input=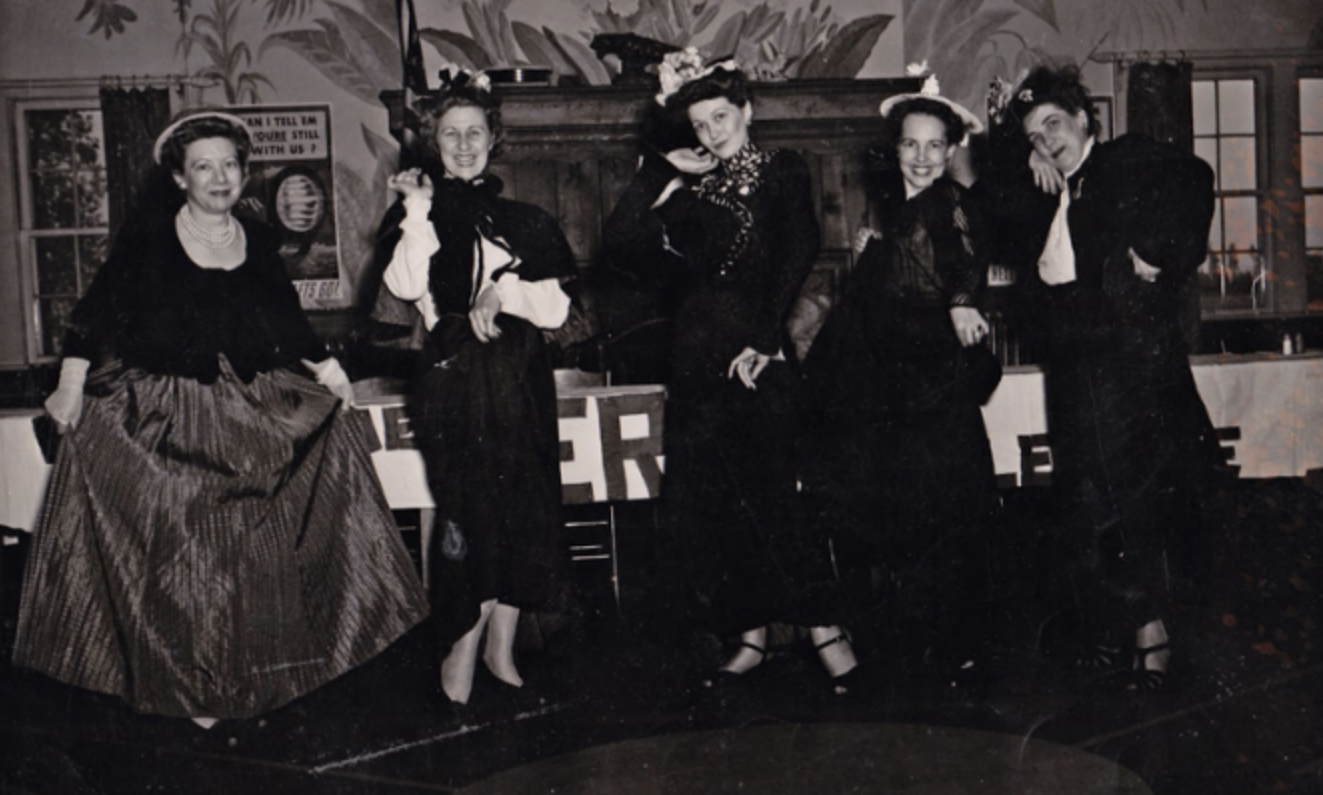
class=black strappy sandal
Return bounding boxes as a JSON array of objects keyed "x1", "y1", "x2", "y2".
[
  {"x1": 1127, "y1": 642, "x2": 1171, "y2": 691},
  {"x1": 702, "y1": 641, "x2": 766, "y2": 689},
  {"x1": 1076, "y1": 644, "x2": 1125, "y2": 671},
  {"x1": 814, "y1": 634, "x2": 860, "y2": 696}
]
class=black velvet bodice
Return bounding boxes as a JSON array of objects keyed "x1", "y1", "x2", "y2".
[{"x1": 63, "y1": 212, "x2": 326, "y2": 383}]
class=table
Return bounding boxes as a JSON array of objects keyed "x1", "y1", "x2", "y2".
[{"x1": 982, "y1": 352, "x2": 1323, "y2": 486}]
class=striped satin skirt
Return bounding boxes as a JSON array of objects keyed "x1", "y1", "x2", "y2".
[{"x1": 13, "y1": 359, "x2": 429, "y2": 719}]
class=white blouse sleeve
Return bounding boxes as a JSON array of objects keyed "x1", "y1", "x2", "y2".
[
  {"x1": 383, "y1": 194, "x2": 440, "y2": 302},
  {"x1": 493, "y1": 273, "x2": 572, "y2": 330}
]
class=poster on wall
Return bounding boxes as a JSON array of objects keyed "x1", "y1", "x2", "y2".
[{"x1": 228, "y1": 104, "x2": 341, "y2": 306}]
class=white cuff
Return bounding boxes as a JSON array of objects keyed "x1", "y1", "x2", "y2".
[
  {"x1": 403, "y1": 193, "x2": 432, "y2": 222},
  {"x1": 59, "y1": 357, "x2": 90, "y2": 389},
  {"x1": 494, "y1": 273, "x2": 525, "y2": 316}
]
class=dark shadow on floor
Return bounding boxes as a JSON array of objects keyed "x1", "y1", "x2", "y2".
[{"x1": 2, "y1": 479, "x2": 1320, "y2": 794}]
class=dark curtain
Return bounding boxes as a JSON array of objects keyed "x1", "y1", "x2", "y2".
[
  {"x1": 1126, "y1": 60, "x2": 1203, "y2": 352},
  {"x1": 1126, "y1": 60, "x2": 1194, "y2": 152},
  {"x1": 99, "y1": 86, "x2": 171, "y2": 241}
]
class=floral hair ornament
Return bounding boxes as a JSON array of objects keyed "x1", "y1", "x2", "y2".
[
  {"x1": 986, "y1": 69, "x2": 1029, "y2": 126},
  {"x1": 437, "y1": 61, "x2": 493, "y2": 94},
  {"x1": 655, "y1": 47, "x2": 740, "y2": 106},
  {"x1": 878, "y1": 72, "x2": 984, "y2": 146},
  {"x1": 152, "y1": 110, "x2": 252, "y2": 164},
  {"x1": 905, "y1": 60, "x2": 930, "y2": 77}
]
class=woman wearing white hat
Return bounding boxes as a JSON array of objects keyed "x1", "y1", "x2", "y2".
[
  {"x1": 800, "y1": 78, "x2": 1002, "y2": 686},
  {"x1": 14, "y1": 111, "x2": 428, "y2": 728}
]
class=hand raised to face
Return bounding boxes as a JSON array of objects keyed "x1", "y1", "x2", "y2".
[
  {"x1": 387, "y1": 168, "x2": 434, "y2": 201},
  {"x1": 665, "y1": 146, "x2": 718, "y2": 175}
]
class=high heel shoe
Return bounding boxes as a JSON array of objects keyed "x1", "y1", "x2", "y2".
[
  {"x1": 1126, "y1": 642, "x2": 1171, "y2": 691},
  {"x1": 1075, "y1": 644, "x2": 1124, "y2": 671},
  {"x1": 703, "y1": 641, "x2": 766, "y2": 688},
  {"x1": 814, "y1": 634, "x2": 859, "y2": 696}
]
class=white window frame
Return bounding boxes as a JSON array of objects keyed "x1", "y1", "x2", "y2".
[
  {"x1": 0, "y1": 79, "x2": 106, "y2": 367},
  {"x1": 14, "y1": 96, "x2": 111, "y2": 363},
  {"x1": 1190, "y1": 67, "x2": 1273, "y2": 317}
]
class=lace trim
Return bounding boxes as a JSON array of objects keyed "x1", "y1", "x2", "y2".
[{"x1": 694, "y1": 142, "x2": 775, "y2": 276}]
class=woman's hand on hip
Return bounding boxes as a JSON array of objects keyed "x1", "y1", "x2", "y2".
[
  {"x1": 1128, "y1": 248, "x2": 1162, "y2": 283},
  {"x1": 950, "y1": 306, "x2": 991, "y2": 347},
  {"x1": 853, "y1": 227, "x2": 881, "y2": 255},
  {"x1": 470, "y1": 286, "x2": 503, "y2": 343},
  {"x1": 387, "y1": 168, "x2": 433, "y2": 201},
  {"x1": 727, "y1": 346, "x2": 779, "y2": 390}
]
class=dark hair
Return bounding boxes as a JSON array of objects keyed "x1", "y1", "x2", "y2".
[
  {"x1": 881, "y1": 97, "x2": 967, "y2": 152},
  {"x1": 665, "y1": 65, "x2": 751, "y2": 116},
  {"x1": 640, "y1": 101, "x2": 700, "y2": 153},
  {"x1": 415, "y1": 82, "x2": 505, "y2": 162},
  {"x1": 1008, "y1": 65, "x2": 1100, "y2": 137},
  {"x1": 158, "y1": 116, "x2": 252, "y2": 175}
]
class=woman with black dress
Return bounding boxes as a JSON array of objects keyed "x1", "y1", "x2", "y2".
[
  {"x1": 603, "y1": 50, "x2": 857, "y2": 690},
  {"x1": 799, "y1": 82, "x2": 1002, "y2": 682},
  {"x1": 14, "y1": 112, "x2": 429, "y2": 728},
  {"x1": 978, "y1": 66, "x2": 1222, "y2": 689},
  {"x1": 380, "y1": 67, "x2": 576, "y2": 705}
]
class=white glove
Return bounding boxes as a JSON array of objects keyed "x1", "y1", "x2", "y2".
[
  {"x1": 302, "y1": 357, "x2": 354, "y2": 409},
  {"x1": 45, "y1": 357, "x2": 90, "y2": 433}
]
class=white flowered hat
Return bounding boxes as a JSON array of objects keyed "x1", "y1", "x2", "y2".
[
  {"x1": 655, "y1": 47, "x2": 740, "y2": 107},
  {"x1": 879, "y1": 66, "x2": 984, "y2": 145}
]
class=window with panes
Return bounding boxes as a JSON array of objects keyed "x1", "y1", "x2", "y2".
[
  {"x1": 1192, "y1": 78, "x2": 1264, "y2": 312},
  {"x1": 1302, "y1": 77, "x2": 1323, "y2": 310},
  {"x1": 18, "y1": 103, "x2": 109, "y2": 359}
]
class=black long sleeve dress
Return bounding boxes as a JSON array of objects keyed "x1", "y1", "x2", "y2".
[
  {"x1": 604, "y1": 143, "x2": 838, "y2": 635},
  {"x1": 977, "y1": 133, "x2": 1224, "y2": 635},
  {"x1": 376, "y1": 174, "x2": 577, "y2": 649},
  {"x1": 799, "y1": 174, "x2": 1002, "y2": 660},
  {"x1": 14, "y1": 211, "x2": 429, "y2": 719}
]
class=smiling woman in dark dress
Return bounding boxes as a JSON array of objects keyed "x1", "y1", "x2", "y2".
[
  {"x1": 799, "y1": 82, "x2": 1002, "y2": 683},
  {"x1": 604, "y1": 50, "x2": 857, "y2": 691},
  {"x1": 14, "y1": 112, "x2": 429, "y2": 729}
]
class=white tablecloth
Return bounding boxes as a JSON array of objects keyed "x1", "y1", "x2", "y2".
[{"x1": 980, "y1": 352, "x2": 1323, "y2": 486}]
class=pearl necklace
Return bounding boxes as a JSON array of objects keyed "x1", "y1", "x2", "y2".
[{"x1": 178, "y1": 204, "x2": 237, "y2": 249}]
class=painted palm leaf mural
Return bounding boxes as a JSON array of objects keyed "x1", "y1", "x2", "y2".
[
  {"x1": 259, "y1": 0, "x2": 401, "y2": 104},
  {"x1": 177, "y1": 0, "x2": 276, "y2": 105}
]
